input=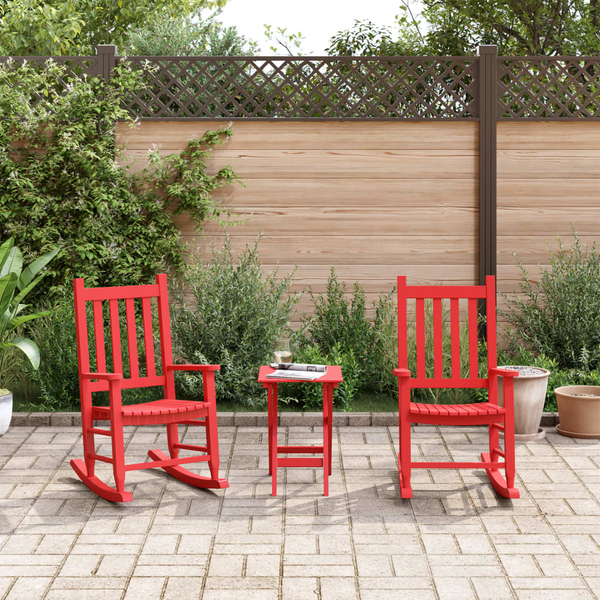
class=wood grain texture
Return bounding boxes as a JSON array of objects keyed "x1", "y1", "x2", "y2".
[
  {"x1": 185, "y1": 235, "x2": 476, "y2": 266},
  {"x1": 117, "y1": 120, "x2": 478, "y2": 150},
  {"x1": 498, "y1": 150, "x2": 600, "y2": 179},
  {"x1": 177, "y1": 206, "x2": 477, "y2": 237},
  {"x1": 497, "y1": 122, "x2": 600, "y2": 310},
  {"x1": 124, "y1": 148, "x2": 478, "y2": 178},
  {"x1": 498, "y1": 121, "x2": 600, "y2": 150},
  {"x1": 213, "y1": 178, "x2": 478, "y2": 207},
  {"x1": 118, "y1": 119, "x2": 479, "y2": 317}
]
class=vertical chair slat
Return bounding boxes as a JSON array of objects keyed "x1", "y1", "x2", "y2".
[
  {"x1": 433, "y1": 298, "x2": 443, "y2": 378},
  {"x1": 468, "y1": 297, "x2": 478, "y2": 379},
  {"x1": 142, "y1": 297, "x2": 156, "y2": 378},
  {"x1": 109, "y1": 299, "x2": 122, "y2": 375},
  {"x1": 451, "y1": 298, "x2": 460, "y2": 379},
  {"x1": 416, "y1": 297, "x2": 426, "y2": 379},
  {"x1": 125, "y1": 298, "x2": 139, "y2": 379},
  {"x1": 93, "y1": 300, "x2": 106, "y2": 373}
]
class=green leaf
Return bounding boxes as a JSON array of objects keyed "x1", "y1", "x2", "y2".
[
  {"x1": 0, "y1": 239, "x2": 14, "y2": 273},
  {"x1": 6, "y1": 310, "x2": 51, "y2": 332},
  {"x1": 0, "y1": 247, "x2": 22, "y2": 278},
  {"x1": 18, "y1": 246, "x2": 59, "y2": 290},
  {"x1": 0, "y1": 337, "x2": 40, "y2": 370},
  {"x1": 0, "y1": 273, "x2": 18, "y2": 317}
]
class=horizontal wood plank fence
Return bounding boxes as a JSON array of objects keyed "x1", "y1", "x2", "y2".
[{"x1": 4, "y1": 44, "x2": 600, "y2": 327}]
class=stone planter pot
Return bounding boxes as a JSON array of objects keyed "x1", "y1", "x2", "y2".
[
  {"x1": 0, "y1": 391, "x2": 13, "y2": 436},
  {"x1": 555, "y1": 385, "x2": 600, "y2": 439},
  {"x1": 498, "y1": 366, "x2": 550, "y2": 442}
]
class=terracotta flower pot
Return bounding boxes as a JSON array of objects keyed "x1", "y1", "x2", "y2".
[
  {"x1": 0, "y1": 391, "x2": 13, "y2": 436},
  {"x1": 555, "y1": 385, "x2": 600, "y2": 439},
  {"x1": 498, "y1": 366, "x2": 550, "y2": 442}
]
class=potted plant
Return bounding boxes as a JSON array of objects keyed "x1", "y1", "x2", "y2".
[
  {"x1": 0, "y1": 239, "x2": 58, "y2": 434},
  {"x1": 498, "y1": 366, "x2": 550, "y2": 442},
  {"x1": 555, "y1": 386, "x2": 600, "y2": 439}
]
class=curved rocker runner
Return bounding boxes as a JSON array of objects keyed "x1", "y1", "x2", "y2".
[{"x1": 70, "y1": 274, "x2": 229, "y2": 503}]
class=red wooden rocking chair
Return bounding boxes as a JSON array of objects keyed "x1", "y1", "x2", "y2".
[
  {"x1": 395, "y1": 275, "x2": 519, "y2": 499},
  {"x1": 70, "y1": 274, "x2": 229, "y2": 503}
]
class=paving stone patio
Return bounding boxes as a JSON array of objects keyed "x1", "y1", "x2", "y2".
[{"x1": 1, "y1": 424, "x2": 600, "y2": 599}]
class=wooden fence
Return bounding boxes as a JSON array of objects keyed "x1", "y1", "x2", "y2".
[
  {"x1": 6, "y1": 45, "x2": 600, "y2": 326},
  {"x1": 117, "y1": 118, "x2": 600, "y2": 324}
]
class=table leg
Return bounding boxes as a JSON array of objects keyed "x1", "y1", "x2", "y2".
[
  {"x1": 322, "y1": 383, "x2": 330, "y2": 497},
  {"x1": 268, "y1": 384, "x2": 278, "y2": 496},
  {"x1": 328, "y1": 384, "x2": 333, "y2": 474},
  {"x1": 267, "y1": 385, "x2": 273, "y2": 476}
]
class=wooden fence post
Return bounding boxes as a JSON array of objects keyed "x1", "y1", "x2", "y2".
[
  {"x1": 96, "y1": 45, "x2": 117, "y2": 81},
  {"x1": 477, "y1": 45, "x2": 498, "y2": 335}
]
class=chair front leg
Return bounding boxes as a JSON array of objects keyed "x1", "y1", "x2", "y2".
[
  {"x1": 398, "y1": 377, "x2": 412, "y2": 499},
  {"x1": 503, "y1": 376, "x2": 516, "y2": 490},
  {"x1": 108, "y1": 380, "x2": 126, "y2": 494},
  {"x1": 203, "y1": 371, "x2": 221, "y2": 480},
  {"x1": 488, "y1": 372, "x2": 500, "y2": 461}
]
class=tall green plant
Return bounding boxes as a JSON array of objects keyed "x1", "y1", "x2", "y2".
[
  {"x1": 0, "y1": 60, "x2": 240, "y2": 301},
  {"x1": 300, "y1": 268, "x2": 390, "y2": 391},
  {"x1": 170, "y1": 237, "x2": 301, "y2": 407},
  {"x1": 502, "y1": 233, "x2": 600, "y2": 370},
  {"x1": 0, "y1": 238, "x2": 58, "y2": 390}
]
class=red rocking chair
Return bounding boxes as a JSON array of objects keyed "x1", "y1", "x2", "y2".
[
  {"x1": 395, "y1": 276, "x2": 519, "y2": 499},
  {"x1": 71, "y1": 274, "x2": 229, "y2": 502}
]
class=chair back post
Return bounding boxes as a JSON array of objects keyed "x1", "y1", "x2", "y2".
[
  {"x1": 485, "y1": 276, "x2": 498, "y2": 371},
  {"x1": 156, "y1": 273, "x2": 176, "y2": 399},
  {"x1": 397, "y1": 276, "x2": 408, "y2": 370},
  {"x1": 73, "y1": 278, "x2": 91, "y2": 400}
]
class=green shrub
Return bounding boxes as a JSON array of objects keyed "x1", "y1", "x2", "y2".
[
  {"x1": 279, "y1": 343, "x2": 361, "y2": 412},
  {"x1": 0, "y1": 59, "x2": 239, "y2": 302},
  {"x1": 502, "y1": 233, "x2": 600, "y2": 370},
  {"x1": 170, "y1": 237, "x2": 301, "y2": 408},
  {"x1": 299, "y1": 268, "x2": 391, "y2": 392},
  {"x1": 26, "y1": 292, "x2": 162, "y2": 412}
]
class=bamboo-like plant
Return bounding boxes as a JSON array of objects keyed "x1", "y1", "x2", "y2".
[{"x1": 0, "y1": 239, "x2": 59, "y2": 391}]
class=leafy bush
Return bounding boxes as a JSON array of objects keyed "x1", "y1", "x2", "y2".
[
  {"x1": 299, "y1": 269, "x2": 392, "y2": 392},
  {"x1": 0, "y1": 59, "x2": 239, "y2": 302},
  {"x1": 26, "y1": 292, "x2": 162, "y2": 412},
  {"x1": 279, "y1": 343, "x2": 361, "y2": 412},
  {"x1": 170, "y1": 237, "x2": 301, "y2": 408},
  {"x1": 503, "y1": 233, "x2": 600, "y2": 370},
  {"x1": 124, "y1": 10, "x2": 256, "y2": 56}
]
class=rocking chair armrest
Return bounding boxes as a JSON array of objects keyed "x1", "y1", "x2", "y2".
[
  {"x1": 167, "y1": 364, "x2": 221, "y2": 372},
  {"x1": 81, "y1": 372, "x2": 123, "y2": 381},
  {"x1": 489, "y1": 368, "x2": 520, "y2": 378},
  {"x1": 394, "y1": 368, "x2": 411, "y2": 379}
]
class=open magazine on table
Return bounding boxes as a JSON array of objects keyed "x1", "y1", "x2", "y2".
[{"x1": 266, "y1": 363, "x2": 328, "y2": 381}]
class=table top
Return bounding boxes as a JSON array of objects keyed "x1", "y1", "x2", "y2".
[{"x1": 258, "y1": 365, "x2": 343, "y2": 384}]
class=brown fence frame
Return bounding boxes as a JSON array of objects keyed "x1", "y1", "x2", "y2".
[{"x1": 3, "y1": 43, "x2": 600, "y2": 326}]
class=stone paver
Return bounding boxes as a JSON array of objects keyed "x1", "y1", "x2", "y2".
[{"x1": 0, "y1": 424, "x2": 599, "y2": 599}]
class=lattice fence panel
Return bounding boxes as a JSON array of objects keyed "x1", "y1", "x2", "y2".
[
  {"x1": 0, "y1": 56, "x2": 101, "y2": 111},
  {"x1": 498, "y1": 57, "x2": 600, "y2": 118},
  {"x1": 121, "y1": 56, "x2": 479, "y2": 119}
]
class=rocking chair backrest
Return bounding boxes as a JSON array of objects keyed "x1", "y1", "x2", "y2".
[
  {"x1": 73, "y1": 273, "x2": 175, "y2": 399},
  {"x1": 397, "y1": 275, "x2": 498, "y2": 389}
]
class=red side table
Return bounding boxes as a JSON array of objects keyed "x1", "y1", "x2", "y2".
[{"x1": 258, "y1": 365, "x2": 343, "y2": 497}]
